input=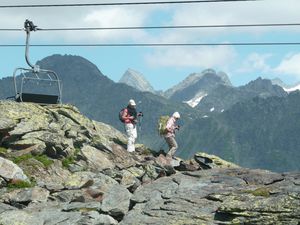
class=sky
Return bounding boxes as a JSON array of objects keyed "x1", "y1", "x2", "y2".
[{"x1": 1, "y1": 0, "x2": 300, "y2": 91}]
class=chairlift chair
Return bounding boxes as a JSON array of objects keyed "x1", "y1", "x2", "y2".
[{"x1": 13, "y1": 20, "x2": 62, "y2": 104}]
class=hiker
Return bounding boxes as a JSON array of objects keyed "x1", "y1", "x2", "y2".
[
  {"x1": 164, "y1": 112, "x2": 180, "y2": 158},
  {"x1": 121, "y1": 99, "x2": 142, "y2": 152}
]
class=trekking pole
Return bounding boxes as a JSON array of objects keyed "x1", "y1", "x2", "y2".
[
  {"x1": 137, "y1": 100, "x2": 143, "y2": 138},
  {"x1": 138, "y1": 116, "x2": 143, "y2": 133}
]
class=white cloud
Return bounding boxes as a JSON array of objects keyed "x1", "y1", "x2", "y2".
[
  {"x1": 145, "y1": 46, "x2": 236, "y2": 69},
  {"x1": 0, "y1": 3, "x2": 157, "y2": 43},
  {"x1": 169, "y1": 0, "x2": 300, "y2": 35},
  {"x1": 274, "y1": 53, "x2": 300, "y2": 79},
  {"x1": 237, "y1": 53, "x2": 272, "y2": 73},
  {"x1": 1, "y1": 0, "x2": 300, "y2": 45},
  {"x1": 81, "y1": 7, "x2": 150, "y2": 42}
]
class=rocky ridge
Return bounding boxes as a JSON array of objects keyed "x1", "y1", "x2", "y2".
[
  {"x1": 119, "y1": 68, "x2": 156, "y2": 94},
  {"x1": 0, "y1": 101, "x2": 299, "y2": 225}
]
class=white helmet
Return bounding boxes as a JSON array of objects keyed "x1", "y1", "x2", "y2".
[
  {"x1": 172, "y1": 112, "x2": 180, "y2": 119},
  {"x1": 128, "y1": 99, "x2": 136, "y2": 106}
]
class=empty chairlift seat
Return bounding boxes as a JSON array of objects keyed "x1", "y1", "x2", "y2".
[
  {"x1": 11, "y1": 19, "x2": 62, "y2": 105},
  {"x1": 13, "y1": 68, "x2": 62, "y2": 104}
]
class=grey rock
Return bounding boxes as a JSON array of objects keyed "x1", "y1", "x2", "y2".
[
  {"x1": 51, "y1": 190, "x2": 86, "y2": 203},
  {"x1": 77, "y1": 212, "x2": 118, "y2": 225},
  {"x1": 0, "y1": 117, "x2": 16, "y2": 131},
  {"x1": 122, "y1": 169, "x2": 300, "y2": 225},
  {"x1": 0, "y1": 177, "x2": 6, "y2": 187},
  {"x1": 0, "y1": 202, "x2": 17, "y2": 214},
  {"x1": 91, "y1": 172, "x2": 119, "y2": 193},
  {"x1": 0, "y1": 156, "x2": 29, "y2": 181},
  {"x1": 0, "y1": 210, "x2": 44, "y2": 225},
  {"x1": 101, "y1": 184, "x2": 132, "y2": 219},
  {"x1": 81, "y1": 145, "x2": 114, "y2": 172},
  {"x1": 62, "y1": 202, "x2": 101, "y2": 212},
  {"x1": 37, "y1": 209, "x2": 82, "y2": 225},
  {"x1": 4, "y1": 187, "x2": 49, "y2": 205},
  {"x1": 64, "y1": 171, "x2": 94, "y2": 190},
  {"x1": 44, "y1": 183, "x2": 65, "y2": 192},
  {"x1": 120, "y1": 170, "x2": 140, "y2": 188}
]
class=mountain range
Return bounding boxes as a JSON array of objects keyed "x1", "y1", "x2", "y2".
[{"x1": 1, "y1": 54, "x2": 300, "y2": 172}]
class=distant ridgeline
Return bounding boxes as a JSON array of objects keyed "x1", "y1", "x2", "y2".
[{"x1": 0, "y1": 54, "x2": 300, "y2": 172}]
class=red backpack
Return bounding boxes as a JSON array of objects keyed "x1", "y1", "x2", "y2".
[{"x1": 119, "y1": 108, "x2": 126, "y2": 123}]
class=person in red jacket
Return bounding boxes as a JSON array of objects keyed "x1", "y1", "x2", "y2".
[{"x1": 122, "y1": 99, "x2": 142, "y2": 152}]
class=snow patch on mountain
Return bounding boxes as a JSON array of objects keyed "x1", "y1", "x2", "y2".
[
  {"x1": 283, "y1": 84, "x2": 300, "y2": 93},
  {"x1": 183, "y1": 92, "x2": 208, "y2": 108},
  {"x1": 271, "y1": 78, "x2": 300, "y2": 93}
]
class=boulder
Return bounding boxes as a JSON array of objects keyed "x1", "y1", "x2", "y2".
[
  {"x1": 195, "y1": 152, "x2": 239, "y2": 169},
  {"x1": 0, "y1": 156, "x2": 29, "y2": 181},
  {"x1": 101, "y1": 184, "x2": 132, "y2": 220},
  {"x1": 64, "y1": 171, "x2": 94, "y2": 190},
  {"x1": 3, "y1": 187, "x2": 49, "y2": 205},
  {"x1": 0, "y1": 210, "x2": 44, "y2": 225},
  {"x1": 81, "y1": 145, "x2": 114, "y2": 171}
]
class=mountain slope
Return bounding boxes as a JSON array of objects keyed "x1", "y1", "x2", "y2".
[
  {"x1": 179, "y1": 91, "x2": 300, "y2": 172},
  {"x1": 194, "y1": 77, "x2": 287, "y2": 113}
]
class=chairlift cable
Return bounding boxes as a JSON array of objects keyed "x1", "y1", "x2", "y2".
[
  {"x1": 1, "y1": 22, "x2": 300, "y2": 32},
  {"x1": 1, "y1": 42, "x2": 300, "y2": 47},
  {"x1": 39, "y1": 23, "x2": 300, "y2": 30},
  {"x1": 0, "y1": 0, "x2": 263, "y2": 8}
]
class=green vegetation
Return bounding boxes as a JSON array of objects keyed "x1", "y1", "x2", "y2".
[
  {"x1": 12, "y1": 154, "x2": 33, "y2": 164},
  {"x1": 0, "y1": 147, "x2": 7, "y2": 155},
  {"x1": 62, "y1": 147, "x2": 81, "y2": 168},
  {"x1": 245, "y1": 187, "x2": 270, "y2": 198},
  {"x1": 12, "y1": 153, "x2": 53, "y2": 168},
  {"x1": 34, "y1": 154, "x2": 53, "y2": 167},
  {"x1": 62, "y1": 156, "x2": 75, "y2": 168},
  {"x1": 141, "y1": 148, "x2": 153, "y2": 156},
  {"x1": 7, "y1": 180, "x2": 34, "y2": 189}
]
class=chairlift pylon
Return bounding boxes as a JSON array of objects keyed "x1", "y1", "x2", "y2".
[{"x1": 13, "y1": 19, "x2": 62, "y2": 104}]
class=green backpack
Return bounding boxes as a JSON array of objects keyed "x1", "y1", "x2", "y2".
[{"x1": 158, "y1": 115, "x2": 169, "y2": 136}]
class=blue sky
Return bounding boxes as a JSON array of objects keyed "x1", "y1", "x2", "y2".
[{"x1": 1, "y1": 0, "x2": 300, "y2": 90}]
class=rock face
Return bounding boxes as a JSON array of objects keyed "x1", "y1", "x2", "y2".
[
  {"x1": 119, "y1": 68, "x2": 156, "y2": 94},
  {"x1": 0, "y1": 101, "x2": 299, "y2": 225},
  {"x1": 164, "y1": 69, "x2": 231, "y2": 102}
]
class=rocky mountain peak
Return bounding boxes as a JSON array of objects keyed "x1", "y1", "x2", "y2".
[
  {"x1": 271, "y1": 77, "x2": 289, "y2": 89},
  {"x1": 242, "y1": 77, "x2": 286, "y2": 97},
  {"x1": 271, "y1": 78, "x2": 300, "y2": 93},
  {"x1": 37, "y1": 54, "x2": 106, "y2": 80},
  {"x1": 164, "y1": 69, "x2": 231, "y2": 100},
  {"x1": 0, "y1": 101, "x2": 299, "y2": 224},
  {"x1": 119, "y1": 68, "x2": 155, "y2": 93}
]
